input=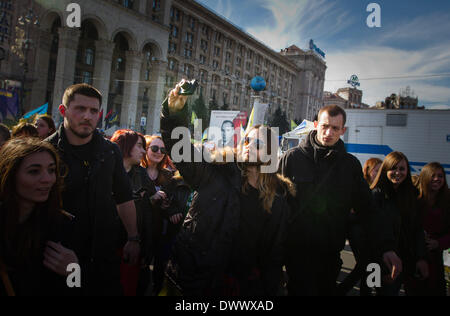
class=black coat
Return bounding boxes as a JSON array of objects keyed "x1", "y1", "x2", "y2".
[
  {"x1": 0, "y1": 208, "x2": 75, "y2": 296},
  {"x1": 47, "y1": 126, "x2": 133, "y2": 262},
  {"x1": 160, "y1": 98, "x2": 293, "y2": 296},
  {"x1": 46, "y1": 126, "x2": 133, "y2": 295},
  {"x1": 127, "y1": 165, "x2": 154, "y2": 263},
  {"x1": 371, "y1": 188, "x2": 426, "y2": 275},
  {"x1": 279, "y1": 131, "x2": 380, "y2": 256}
]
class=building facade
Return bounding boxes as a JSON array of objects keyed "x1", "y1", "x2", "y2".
[{"x1": 1, "y1": 0, "x2": 326, "y2": 133}]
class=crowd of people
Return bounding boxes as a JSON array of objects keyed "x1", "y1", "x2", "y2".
[{"x1": 0, "y1": 80, "x2": 448, "y2": 296}]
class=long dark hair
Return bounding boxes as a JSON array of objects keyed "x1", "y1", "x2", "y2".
[
  {"x1": 34, "y1": 114, "x2": 56, "y2": 138},
  {"x1": 0, "y1": 138, "x2": 63, "y2": 265},
  {"x1": 371, "y1": 151, "x2": 418, "y2": 226}
]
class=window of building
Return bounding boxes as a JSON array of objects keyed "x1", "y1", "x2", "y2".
[
  {"x1": 168, "y1": 59, "x2": 177, "y2": 71},
  {"x1": 153, "y1": 0, "x2": 160, "y2": 11},
  {"x1": 200, "y1": 55, "x2": 206, "y2": 65},
  {"x1": 215, "y1": 32, "x2": 222, "y2": 42},
  {"x1": 170, "y1": 7, "x2": 180, "y2": 21},
  {"x1": 184, "y1": 64, "x2": 194, "y2": 77},
  {"x1": 214, "y1": 46, "x2": 221, "y2": 57},
  {"x1": 122, "y1": 0, "x2": 134, "y2": 9},
  {"x1": 184, "y1": 48, "x2": 192, "y2": 59},
  {"x1": 235, "y1": 70, "x2": 240, "y2": 79},
  {"x1": 246, "y1": 62, "x2": 251, "y2": 71},
  {"x1": 116, "y1": 57, "x2": 124, "y2": 71},
  {"x1": 212, "y1": 60, "x2": 219, "y2": 70},
  {"x1": 223, "y1": 92, "x2": 228, "y2": 103},
  {"x1": 186, "y1": 32, "x2": 193, "y2": 44},
  {"x1": 85, "y1": 48, "x2": 94, "y2": 65},
  {"x1": 226, "y1": 52, "x2": 231, "y2": 63},
  {"x1": 189, "y1": 17, "x2": 195, "y2": 30},
  {"x1": 386, "y1": 114, "x2": 407, "y2": 127},
  {"x1": 168, "y1": 42, "x2": 177, "y2": 53},
  {"x1": 114, "y1": 79, "x2": 124, "y2": 94},
  {"x1": 225, "y1": 65, "x2": 230, "y2": 75},
  {"x1": 200, "y1": 70, "x2": 207, "y2": 83},
  {"x1": 201, "y1": 40, "x2": 208, "y2": 52},
  {"x1": 236, "y1": 57, "x2": 241, "y2": 67},
  {"x1": 82, "y1": 71, "x2": 93, "y2": 85},
  {"x1": 171, "y1": 25, "x2": 178, "y2": 38},
  {"x1": 202, "y1": 24, "x2": 209, "y2": 36}
]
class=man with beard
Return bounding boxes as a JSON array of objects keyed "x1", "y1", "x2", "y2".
[
  {"x1": 46, "y1": 84, "x2": 140, "y2": 295},
  {"x1": 279, "y1": 105, "x2": 402, "y2": 296}
]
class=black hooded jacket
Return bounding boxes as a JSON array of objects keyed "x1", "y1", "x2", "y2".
[{"x1": 278, "y1": 131, "x2": 380, "y2": 256}]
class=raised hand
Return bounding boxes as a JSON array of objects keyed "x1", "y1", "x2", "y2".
[{"x1": 168, "y1": 80, "x2": 189, "y2": 113}]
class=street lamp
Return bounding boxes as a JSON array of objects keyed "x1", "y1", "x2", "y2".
[{"x1": 17, "y1": 6, "x2": 39, "y2": 115}]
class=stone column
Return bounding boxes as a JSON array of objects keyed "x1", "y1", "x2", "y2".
[
  {"x1": 93, "y1": 39, "x2": 115, "y2": 129},
  {"x1": 138, "y1": 0, "x2": 147, "y2": 14},
  {"x1": 120, "y1": 50, "x2": 143, "y2": 130},
  {"x1": 51, "y1": 27, "x2": 81, "y2": 121},
  {"x1": 147, "y1": 60, "x2": 167, "y2": 133},
  {"x1": 162, "y1": 0, "x2": 174, "y2": 25},
  {"x1": 30, "y1": 29, "x2": 53, "y2": 111}
]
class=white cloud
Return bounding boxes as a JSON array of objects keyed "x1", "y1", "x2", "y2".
[
  {"x1": 198, "y1": 0, "x2": 450, "y2": 108},
  {"x1": 324, "y1": 44, "x2": 450, "y2": 106},
  {"x1": 245, "y1": 0, "x2": 354, "y2": 51}
]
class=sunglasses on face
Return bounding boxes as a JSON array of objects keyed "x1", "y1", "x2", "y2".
[
  {"x1": 150, "y1": 145, "x2": 168, "y2": 155},
  {"x1": 244, "y1": 137, "x2": 265, "y2": 150}
]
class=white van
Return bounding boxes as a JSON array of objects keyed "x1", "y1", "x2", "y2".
[
  {"x1": 344, "y1": 109, "x2": 450, "y2": 182},
  {"x1": 281, "y1": 109, "x2": 450, "y2": 182}
]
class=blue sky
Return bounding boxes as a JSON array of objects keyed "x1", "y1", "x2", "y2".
[{"x1": 196, "y1": 0, "x2": 450, "y2": 109}]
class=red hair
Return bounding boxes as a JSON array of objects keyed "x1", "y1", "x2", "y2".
[
  {"x1": 363, "y1": 158, "x2": 382, "y2": 185},
  {"x1": 111, "y1": 129, "x2": 145, "y2": 158},
  {"x1": 141, "y1": 135, "x2": 176, "y2": 171}
]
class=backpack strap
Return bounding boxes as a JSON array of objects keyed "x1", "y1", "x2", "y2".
[{"x1": 0, "y1": 258, "x2": 15, "y2": 296}]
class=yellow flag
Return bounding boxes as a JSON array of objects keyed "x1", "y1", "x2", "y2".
[
  {"x1": 245, "y1": 107, "x2": 255, "y2": 134},
  {"x1": 291, "y1": 120, "x2": 298, "y2": 131},
  {"x1": 191, "y1": 111, "x2": 198, "y2": 125}
]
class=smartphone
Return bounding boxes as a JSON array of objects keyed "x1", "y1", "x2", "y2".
[{"x1": 179, "y1": 79, "x2": 199, "y2": 96}]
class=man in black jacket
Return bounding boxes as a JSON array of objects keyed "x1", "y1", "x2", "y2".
[
  {"x1": 46, "y1": 83, "x2": 140, "y2": 295},
  {"x1": 279, "y1": 105, "x2": 402, "y2": 296}
]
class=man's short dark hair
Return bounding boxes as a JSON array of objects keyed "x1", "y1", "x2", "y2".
[
  {"x1": 221, "y1": 120, "x2": 234, "y2": 129},
  {"x1": 63, "y1": 83, "x2": 102, "y2": 108},
  {"x1": 0, "y1": 123, "x2": 10, "y2": 141},
  {"x1": 318, "y1": 105, "x2": 347, "y2": 126}
]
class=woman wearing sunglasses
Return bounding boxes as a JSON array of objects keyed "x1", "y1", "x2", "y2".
[
  {"x1": 161, "y1": 80, "x2": 295, "y2": 296},
  {"x1": 142, "y1": 135, "x2": 190, "y2": 296}
]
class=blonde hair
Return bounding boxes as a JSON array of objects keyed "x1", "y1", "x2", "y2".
[{"x1": 208, "y1": 125, "x2": 294, "y2": 213}]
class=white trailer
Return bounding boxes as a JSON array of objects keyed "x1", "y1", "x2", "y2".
[{"x1": 344, "y1": 109, "x2": 450, "y2": 183}]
